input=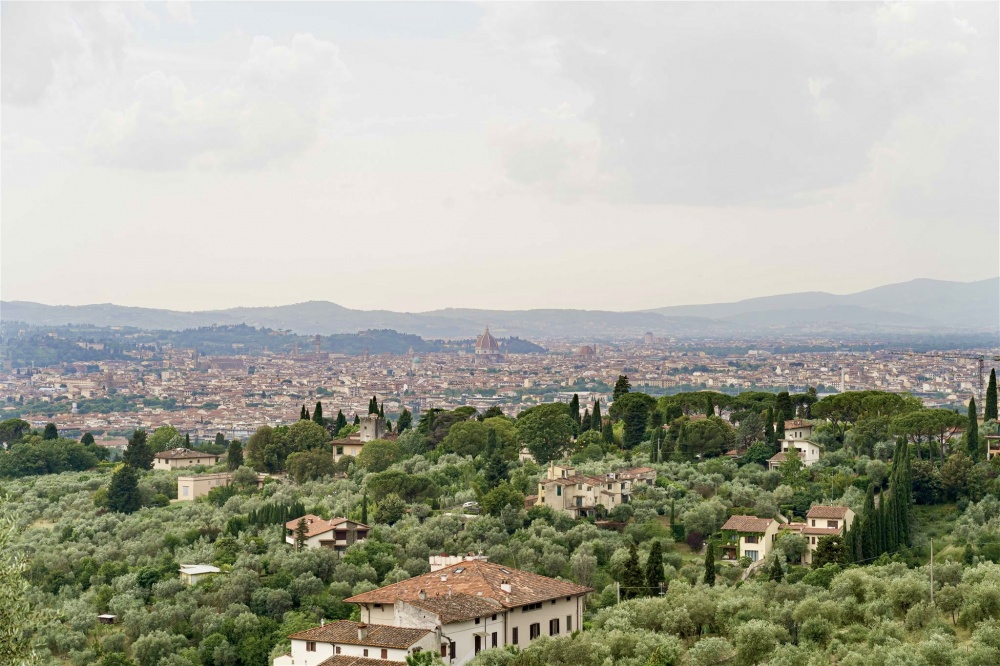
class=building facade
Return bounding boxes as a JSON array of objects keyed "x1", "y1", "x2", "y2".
[{"x1": 153, "y1": 447, "x2": 221, "y2": 471}]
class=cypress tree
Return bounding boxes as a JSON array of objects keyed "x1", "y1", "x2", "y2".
[
  {"x1": 704, "y1": 395, "x2": 714, "y2": 418},
  {"x1": 294, "y1": 518, "x2": 309, "y2": 551},
  {"x1": 184, "y1": 433, "x2": 191, "y2": 447},
  {"x1": 776, "y1": 391, "x2": 794, "y2": 421},
  {"x1": 592, "y1": 399, "x2": 602, "y2": 431},
  {"x1": 482, "y1": 430, "x2": 507, "y2": 490},
  {"x1": 968, "y1": 398, "x2": 980, "y2": 460},
  {"x1": 602, "y1": 421, "x2": 614, "y2": 445},
  {"x1": 581, "y1": 408, "x2": 591, "y2": 433},
  {"x1": 703, "y1": 542, "x2": 716, "y2": 587},
  {"x1": 987, "y1": 369, "x2": 998, "y2": 422},
  {"x1": 215, "y1": 432, "x2": 226, "y2": 447},
  {"x1": 379, "y1": 403, "x2": 385, "y2": 418},
  {"x1": 300, "y1": 405, "x2": 308, "y2": 420},
  {"x1": 81, "y1": 432, "x2": 95, "y2": 446},
  {"x1": 43, "y1": 423, "x2": 58, "y2": 440},
  {"x1": 336, "y1": 410, "x2": 348, "y2": 433},
  {"x1": 860, "y1": 485, "x2": 877, "y2": 561},
  {"x1": 313, "y1": 401, "x2": 324, "y2": 425},
  {"x1": 397, "y1": 408, "x2": 412, "y2": 432},
  {"x1": 764, "y1": 407, "x2": 775, "y2": 444},
  {"x1": 569, "y1": 394, "x2": 581, "y2": 426},
  {"x1": 776, "y1": 417, "x2": 785, "y2": 442},
  {"x1": 768, "y1": 556, "x2": 784, "y2": 582},
  {"x1": 842, "y1": 521, "x2": 857, "y2": 564},
  {"x1": 621, "y1": 543, "x2": 644, "y2": 599},
  {"x1": 646, "y1": 540, "x2": 666, "y2": 594},
  {"x1": 369, "y1": 396, "x2": 378, "y2": 415},
  {"x1": 354, "y1": 414, "x2": 361, "y2": 426},
  {"x1": 361, "y1": 492, "x2": 368, "y2": 524}
]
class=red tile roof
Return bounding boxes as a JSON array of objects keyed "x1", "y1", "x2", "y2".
[
  {"x1": 290, "y1": 621, "x2": 428, "y2": 649},
  {"x1": 404, "y1": 593, "x2": 502, "y2": 623},
  {"x1": 721, "y1": 516, "x2": 775, "y2": 533},
  {"x1": 285, "y1": 515, "x2": 370, "y2": 539},
  {"x1": 806, "y1": 505, "x2": 850, "y2": 519},
  {"x1": 344, "y1": 559, "x2": 591, "y2": 609},
  {"x1": 155, "y1": 447, "x2": 220, "y2": 460}
]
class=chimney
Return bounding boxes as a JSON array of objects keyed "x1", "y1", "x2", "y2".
[
  {"x1": 358, "y1": 622, "x2": 368, "y2": 640},
  {"x1": 440, "y1": 574, "x2": 447, "y2": 582},
  {"x1": 321, "y1": 619, "x2": 325, "y2": 627},
  {"x1": 500, "y1": 580, "x2": 512, "y2": 593},
  {"x1": 418, "y1": 589, "x2": 427, "y2": 601}
]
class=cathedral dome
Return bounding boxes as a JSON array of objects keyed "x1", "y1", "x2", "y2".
[{"x1": 474, "y1": 327, "x2": 501, "y2": 354}]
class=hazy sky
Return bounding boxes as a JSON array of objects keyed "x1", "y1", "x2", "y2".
[{"x1": 2, "y1": 2, "x2": 997, "y2": 313}]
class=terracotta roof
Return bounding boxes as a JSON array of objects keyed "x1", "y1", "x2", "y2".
[
  {"x1": 344, "y1": 559, "x2": 591, "y2": 609},
  {"x1": 768, "y1": 452, "x2": 787, "y2": 462},
  {"x1": 785, "y1": 420, "x2": 812, "y2": 429},
  {"x1": 475, "y1": 328, "x2": 501, "y2": 352},
  {"x1": 802, "y1": 527, "x2": 842, "y2": 536},
  {"x1": 285, "y1": 515, "x2": 370, "y2": 538},
  {"x1": 806, "y1": 505, "x2": 850, "y2": 519},
  {"x1": 290, "y1": 621, "x2": 429, "y2": 649},
  {"x1": 721, "y1": 515, "x2": 775, "y2": 533},
  {"x1": 318, "y1": 658, "x2": 403, "y2": 666},
  {"x1": 155, "y1": 448, "x2": 220, "y2": 460},
  {"x1": 404, "y1": 593, "x2": 503, "y2": 623}
]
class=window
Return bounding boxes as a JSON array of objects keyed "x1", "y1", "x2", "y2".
[
  {"x1": 450, "y1": 642, "x2": 456, "y2": 659},
  {"x1": 549, "y1": 618, "x2": 560, "y2": 635},
  {"x1": 512, "y1": 628, "x2": 519, "y2": 645},
  {"x1": 306, "y1": 642, "x2": 316, "y2": 652},
  {"x1": 567, "y1": 616, "x2": 572, "y2": 632},
  {"x1": 381, "y1": 649, "x2": 388, "y2": 659},
  {"x1": 811, "y1": 537, "x2": 816, "y2": 545},
  {"x1": 475, "y1": 617, "x2": 480, "y2": 624},
  {"x1": 811, "y1": 520, "x2": 816, "y2": 527},
  {"x1": 336, "y1": 647, "x2": 341, "y2": 654},
  {"x1": 491, "y1": 614, "x2": 497, "y2": 621},
  {"x1": 374, "y1": 604, "x2": 382, "y2": 609},
  {"x1": 551, "y1": 600, "x2": 556, "y2": 605},
  {"x1": 522, "y1": 602, "x2": 542, "y2": 612},
  {"x1": 336, "y1": 446, "x2": 343, "y2": 455},
  {"x1": 745, "y1": 535, "x2": 758, "y2": 544},
  {"x1": 441, "y1": 644, "x2": 448, "y2": 658},
  {"x1": 529, "y1": 623, "x2": 541, "y2": 640},
  {"x1": 182, "y1": 486, "x2": 189, "y2": 497},
  {"x1": 475, "y1": 635, "x2": 482, "y2": 654},
  {"x1": 746, "y1": 550, "x2": 759, "y2": 562},
  {"x1": 827, "y1": 520, "x2": 839, "y2": 529},
  {"x1": 492, "y1": 632, "x2": 497, "y2": 648},
  {"x1": 556, "y1": 486, "x2": 562, "y2": 496},
  {"x1": 363, "y1": 650, "x2": 368, "y2": 657}
]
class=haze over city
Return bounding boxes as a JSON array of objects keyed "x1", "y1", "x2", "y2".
[{"x1": 3, "y1": 2, "x2": 997, "y2": 312}]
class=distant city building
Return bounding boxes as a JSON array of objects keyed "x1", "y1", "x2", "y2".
[{"x1": 474, "y1": 327, "x2": 503, "y2": 364}]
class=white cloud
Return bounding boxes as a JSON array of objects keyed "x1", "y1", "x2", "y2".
[
  {"x1": 1, "y1": 3, "x2": 133, "y2": 106},
  {"x1": 87, "y1": 33, "x2": 349, "y2": 170}
]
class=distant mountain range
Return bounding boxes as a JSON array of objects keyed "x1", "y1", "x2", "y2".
[{"x1": 2, "y1": 278, "x2": 997, "y2": 339}]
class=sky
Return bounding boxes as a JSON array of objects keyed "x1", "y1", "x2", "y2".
[{"x1": 2, "y1": 2, "x2": 997, "y2": 313}]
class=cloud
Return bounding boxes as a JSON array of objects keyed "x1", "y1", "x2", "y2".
[
  {"x1": 87, "y1": 33, "x2": 349, "y2": 170},
  {"x1": 1, "y1": 3, "x2": 133, "y2": 106},
  {"x1": 484, "y1": 3, "x2": 997, "y2": 211}
]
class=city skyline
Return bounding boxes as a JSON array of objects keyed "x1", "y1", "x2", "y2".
[{"x1": 3, "y1": 2, "x2": 998, "y2": 312}]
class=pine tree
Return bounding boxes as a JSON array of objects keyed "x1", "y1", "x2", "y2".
[
  {"x1": 123, "y1": 429, "x2": 154, "y2": 470},
  {"x1": 107, "y1": 464, "x2": 142, "y2": 514},
  {"x1": 360, "y1": 492, "x2": 368, "y2": 524},
  {"x1": 764, "y1": 407, "x2": 775, "y2": 444},
  {"x1": 703, "y1": 542, "x2": 716, "y2": 587},
  {"x1": 592, "y1": 399, "x2": 602, "y2": 431},
  {"x1": 968, "y1": 397, "x2": 980, "y2": 460},
  {"x1": 569, "y1": 394, "x2": 581, "y2": 426},
  {"x1": 613, "y1": 375, "x2": 631, "y2": 401},
  {"x1": 42, "y1": 423, "x2": 58, "y2": 440},
  {"x1": 294, "y1": 518, "x2": 309, "y2": 551},
  {"x1": 646, "y1": 540, "x2": 666, "y2": 594},
  {"x1": 313, "y1": 401, "x2": 324, "y2": 425},
  {"x1": 987, "y1": 369, "x2": 999, "y2": 421},
  {"x1": 397, "y1": 408, "x2": 412, "y2": 432},
  {"x1": 227, "y1": 440, "x2": 243, "y2": 471},
  {"x1": 621, "y1": 543, "x2": 645, "y2": 599}
]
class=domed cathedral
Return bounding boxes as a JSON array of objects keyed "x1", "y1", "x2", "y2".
[{"x1": 474, "y1": 326, "x2": 505, "y2": 364}]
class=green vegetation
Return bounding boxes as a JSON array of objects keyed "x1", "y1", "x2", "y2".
[{"x1": 2, "y1": 390, "x2": 1000, "y2": 666}]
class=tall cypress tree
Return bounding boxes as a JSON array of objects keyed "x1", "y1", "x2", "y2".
[
  {"x1": 336, "y1": 410, "x2": 348, "y2": 433},
  {"x1": 613, "y1": 375, "x2": 631, "y2": 401},
  {"x1": 397, "y1": 408, "x2": 412, "y2": 432},
  {"x1": 360, "y1": 492, "x2": 368, "y2": 524},
  {"x1": 621, "y1": 543, "x2": 644, "y2": 599},
  {"x1": 860, "y1": 485, "x2": 877, "y2": 561},
  {"x1": 986, "y1": 369, "x2": 998, "y2": 422},
  {"x1": 313, "y1": 401, "x2": 324, "y2": 425},
  {"x1": 581, "y1": 408, "x2": 591, "y2": 433},
  {"x1": 703, "y1": 542, "x2": 716, "y2": 587},
  {"x1": 776, "y1": 391, "x2": 794, "y2": 422},
  {"x1": 775, "y1": 417, "x2": 785, "y2": 442},
  {"x1": 569, "y1": 394, "x2": 581, "y2": 427},
  {"x1": 123, "y1": 428, "x2": 153, "y2": 470},
  {"x1": 646, "y1": 540, "x2": 666, "y2": 594},
  {"x1": 482, "y1": 430, "x2": 507, "y2": 490},
  {"x1": 226, "y1": 440, "x2": 243, "y2": 471},
  {"x1": 369, "y1": 396, "x2": 378, "y2": 415},
  {"x1": 354, "y1": 414, "x2": 361, "y2": 426},
  {"x1": 300, "y1": 405, "x2": 308, "y2": 420},
  {"x1": 968, "y1": 397, "x2": 980, "y2": 460},
  {"x1": 378, "y1": 403, "x2": 385, "y2": 418},
  {"x1": 764, "y1": 407, "x2": 775, "y2": 445},
  {"x1": 704, "y1": 395, "x2": 714, "y2": 418},
  {"x1": 107, "y1": 464, "x2": 141, "y2": 514},
  {"x1": 602, "y1": 421, "x2": 614, "y2": 445},
  {"x1": 592, "y1": 400, "x2": 602, "y2": 431}
]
